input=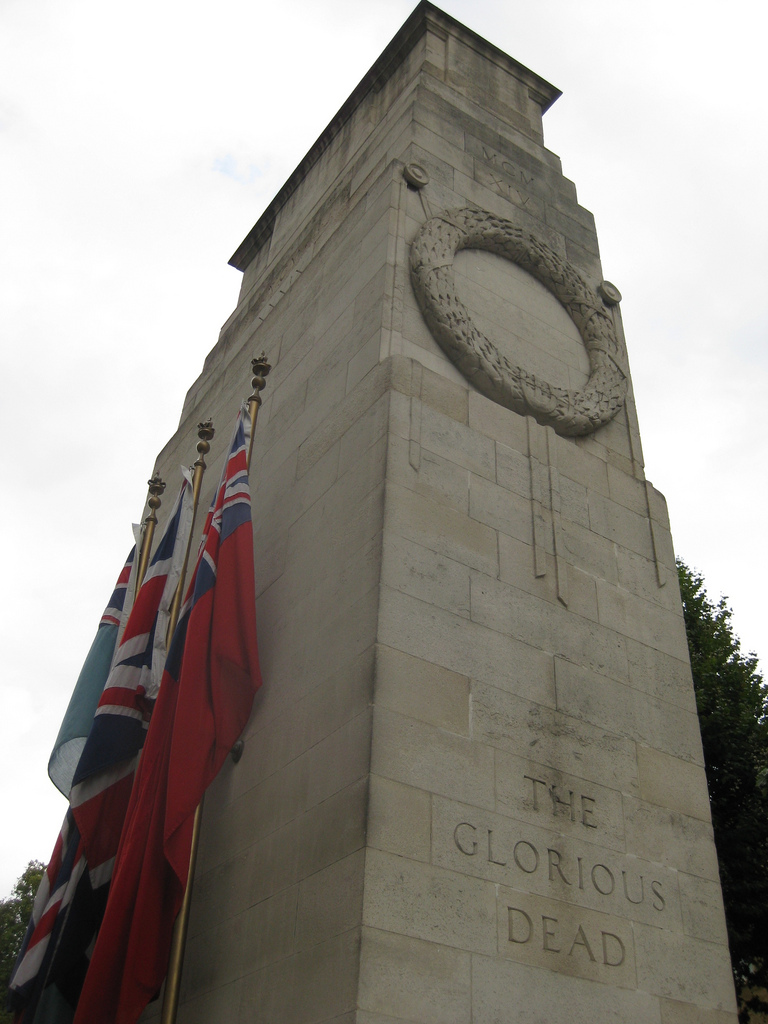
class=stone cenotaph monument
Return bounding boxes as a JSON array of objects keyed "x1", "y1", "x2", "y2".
[{"x1": 146, "y1": 4, "x2": 738, "y2": 1022}]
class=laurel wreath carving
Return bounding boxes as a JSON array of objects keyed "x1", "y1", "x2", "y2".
[{"x1": 409, "y1": 207, "x2": 628, "y2": 437}]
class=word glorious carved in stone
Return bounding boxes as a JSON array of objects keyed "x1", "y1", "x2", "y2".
[
  {"x1": 453, "y1": 823, "x2": 665, "y2": 913},
  {"x1": 409, "y1": 207, "x2": 629, "y2": 436}
]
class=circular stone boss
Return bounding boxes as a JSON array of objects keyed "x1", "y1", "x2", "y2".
[{"x1": 409, "y1": 207, "x2": 628, "y2": 437}]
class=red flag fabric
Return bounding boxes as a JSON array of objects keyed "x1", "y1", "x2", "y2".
[
  {"x1": 73, "y1": 412, "x2": 261, "y2": 1024},
  {"x1": 10, "y1": 482, "x2": 193, "y2": 1024}
]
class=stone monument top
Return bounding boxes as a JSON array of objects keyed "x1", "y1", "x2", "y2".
[{"x1": 229, "y1": 1, "x2": 561, "y2": 276}]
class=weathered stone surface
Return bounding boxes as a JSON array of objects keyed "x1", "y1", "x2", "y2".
[
  {"x1": 471, "y1": 955, "x2": 663, "y2": 1024},
  {"x1": 358, "y1": 928, "x2": 471, "y2": 1024},
  {"x1": 634, "y1": 924, "x2": 738, "y2": 1009},
  {"x1": 471, "y1": 679, "x2": 641, "y2": 793},
  {"x1": 374, "y1": 644, "x2": 470, "y2": 735},
  {"x1": 371, "y1": 706, "x2": 495, "y2": 810},
  {"x1": 677, "y1": 871, "x2": 730, "y2": 945},
  {"x1": 471, "y1": 574, "x2": 629, "y2": 682},
  {"x1": 379, "y1": 587, "x2": 555, "y2": 703},
  {"x1": 381, "y1": 532, "x2": 471, "y2": 617},
  {"x1": 237, "y1": 929, "x2": 361, "y2": 1024},
  {"x1": 366, "y1": 774, "x2": 432, "y2": 862},
  {"x1": 469, "y1": 472, "x2": 532, "y2": 541},
  {"x1": 386, "y1": 481, "x2": 498, "y2": 576},
  {"x1": 363, "y1": 848, "x2": 498, "y2": 955},
  {"x1": 554, "y1": 660, "x2": 704, "y2": 763},
  {"x1": 623, "y1": 796, "x2": 721, "y2": 881},
  {"x1": 660, "y1": 998, "x2": 738, "y2": 1024},
  {"x1": 636, "y1": 745, "x2": 710, "y2": 817},
  {"x1": 295, "y1": 851, "x2": 366, "y2": 951}
]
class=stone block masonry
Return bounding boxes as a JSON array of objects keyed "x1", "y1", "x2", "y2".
[{"x1": 143, "y1": 4, "x2": 737, "y2": 1022}]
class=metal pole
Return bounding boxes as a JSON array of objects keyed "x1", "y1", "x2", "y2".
[{"x1": 134, "y1": 475, "x2": 166, "y2": 594}]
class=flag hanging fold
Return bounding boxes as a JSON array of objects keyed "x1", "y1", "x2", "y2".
[
  {"x1": 6, "y1": 809, "x2": 85, "y2": 1024},
  {"x1": 48, "y1": 547, "x2": 136, "y2": 797},
  {"x1": 8, "y1": 477, "x2": 193, "y2": 1024},
  {"x1": 69, "y1": 471, "x2": 193, "y2": 847},
  {"x1": 74, "y1": 410, "x2": 261, "y2": 1024},
  {"x1": 7, "y1": 549, "x2": 138, "y2": 1024}
]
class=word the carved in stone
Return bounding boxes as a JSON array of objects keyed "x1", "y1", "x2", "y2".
[{"x1": 523, "y1": 774, "x2": 597, "y2": 828}]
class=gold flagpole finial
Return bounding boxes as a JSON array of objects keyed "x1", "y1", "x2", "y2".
[
  {"x1": 134, "y1": 475, "x2": 166, "y2": 595},
  {"x1": 246, "y1": 353, "x2": 271, "y2": 471},
  {"x1": 193, "y1": 419, "x2": 215, "y2": 475},
  {"x1": 147, "y1": 474, "x2": 166, "y2": 506}
]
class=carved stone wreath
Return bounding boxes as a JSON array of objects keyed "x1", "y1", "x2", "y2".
[{"x1": 409, "y1": 207, "x2": 628, "y2": 437}]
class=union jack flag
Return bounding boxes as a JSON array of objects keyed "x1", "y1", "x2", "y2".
[
  {"x1": 48, "y1": 547, "x2": 137, "y2": 798},
  {"x1": 7, "y1": 811, "x2": 88, "y2": 1021},
  {"x1": 74, "y1": 410, "x2": 261, "y2": 1024},
  {"x1": 69, "y1": 471, "x2": 193, "y2": 902},
  {"x1": 100, "y1": 548, "x2": 136, "y2": 628},
  {"x1": 8, "y1": 478, "x2": 193, "y2": 1022}
]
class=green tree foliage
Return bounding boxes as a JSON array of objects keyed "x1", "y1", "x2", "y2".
[
  {"x1": 0, "y1": 860, "x2": 45, "y2": 1024},
  {"x1": 677, "y1": 561, "x2": 768, "y2": 1021}
]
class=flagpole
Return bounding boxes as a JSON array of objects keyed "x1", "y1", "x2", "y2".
[
  {"x1": 134, "y1": 475, "x2": 166, "y2": 594},
  {"x1": 165, "y1": 421, "x2": 215, "y2": 646},
  {"x1": 158, "y1": 421, "x2": 216, "y2": 1024},
  {"x1": 160, "y1": 360, "x2": 270, "y2": 1024}
]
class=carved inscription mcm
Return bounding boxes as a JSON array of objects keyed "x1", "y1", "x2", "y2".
[{"x1": 410, "y1": 207, "x2": 628, "y2": 437}]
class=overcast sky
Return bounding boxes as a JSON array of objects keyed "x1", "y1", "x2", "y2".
[{"x1": 1, "y1": 0, "x2": 765, "y2": 895}]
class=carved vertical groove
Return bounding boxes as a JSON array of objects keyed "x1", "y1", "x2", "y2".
[
  {"x1": 528, "y1": 417, "x2": 547, "y2": 579},
  {"x1": 546, "y1": 427, "x2": 568, "y2": 607},
  {"x1": 526, "y1": 419, "x2": 567, "y2": 603},
  {"x1": 409, "y1": 362, "x2": 423, "y2": 471},
  {"x1": 645, "y1": 482, "x2": 667, "y2": 589}
]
